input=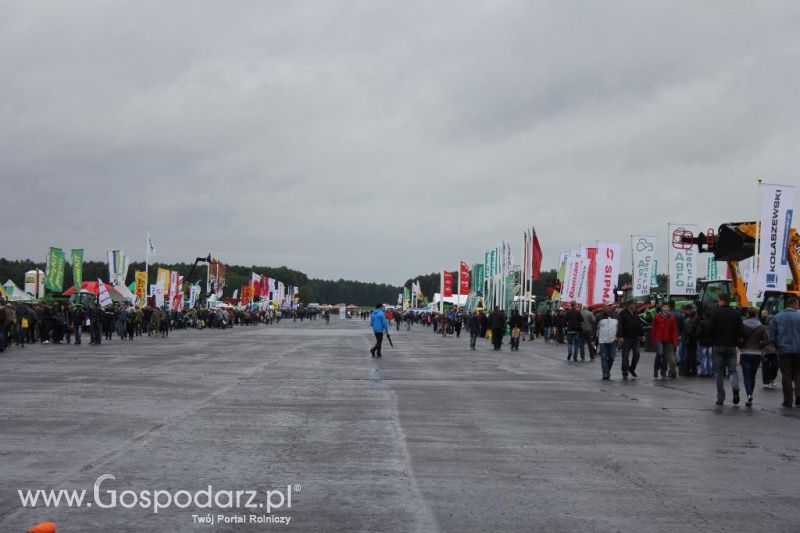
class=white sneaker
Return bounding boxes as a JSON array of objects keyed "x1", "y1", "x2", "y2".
[{"x1": 42, "y1": 340, "x2": 49, "y2": 344}]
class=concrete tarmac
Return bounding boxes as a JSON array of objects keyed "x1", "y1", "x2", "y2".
[{"x1": 1, "y1": 318, "x2": 798, "y2": 532}]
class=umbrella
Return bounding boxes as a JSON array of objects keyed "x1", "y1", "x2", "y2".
[{"x1": 385, "y1": 331, "x2": 394, "y2": 347}]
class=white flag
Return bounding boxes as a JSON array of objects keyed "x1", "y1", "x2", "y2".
[{"x1": 97, "y1": 278, "x2": 113, "y2": 307}]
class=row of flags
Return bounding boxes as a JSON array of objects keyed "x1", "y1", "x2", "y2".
[{"x1": 240, "y1": 273, "x2": 298, "y2": 308}]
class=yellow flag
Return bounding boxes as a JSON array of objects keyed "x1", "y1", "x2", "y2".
[{"x1": 134, "y1": 271, "x2": 147, "y2": 307}]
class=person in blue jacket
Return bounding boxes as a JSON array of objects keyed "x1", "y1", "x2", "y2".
[{"x1": 370, "y1": 303, "x2": 389, "y2": 358}]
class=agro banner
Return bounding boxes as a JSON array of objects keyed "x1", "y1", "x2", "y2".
[
  {"x1": 97, "y1": 279, "x2": 113, "y2": 307},
  {"x1": 443, "y1": 271, "x2": 453, "y2": 297},
  {"x1": 594, "y1": 242, "x2": 622, "y2": 304},
  {"x1": 490, "y1": 249, "x2": 497, "y2": 278},
  {"x1": 70, "y1": 249, "x2": 84, "y2": 289},
  {"x1": 632, "y1": 236, "x2": 657, "y2": 298},
  {"x1": 668, "y1": 223, "x2": 699, "y2": 295},
  {"x1": 134, "y1": 271, "x2": 147, "y2": 307},
  {"x1": 45, "y1": 247, "x2": 66, "y2": 292},
  {"x1": 459, "y1": 261, "x2": 470, "y2": 294},
  {"x1": 758, "y1": 182, "x2": 795, "y2": 292}
]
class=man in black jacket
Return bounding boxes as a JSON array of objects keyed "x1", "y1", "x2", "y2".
[
  {"x1": 489, "y1": 307, "x2": 507, "y2": 351},
  {"x1": 707, "y1": 293, "x2": 743, "y2": 405},
  {"x1": 616, "y1": 301, "x2": 644, "y2": 378},
  {"x1": 565, "y1": 302, "x2": 584, "y2": 361}
]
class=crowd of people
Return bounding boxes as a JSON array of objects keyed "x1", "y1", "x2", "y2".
[
  {"x1": 379, "y1": 295, "x2": 800, "y2": 410},
  {"x1": 0, "y1": 301, "x2": 319, "y2": 350}
]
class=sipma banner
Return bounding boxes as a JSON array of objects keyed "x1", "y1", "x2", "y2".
[
  {"x1": 757, "y1": 182, "x2": 795, "y2": 293},
  {"x1": 594, "y1": 242, "x2": 621, "y2": 304}
]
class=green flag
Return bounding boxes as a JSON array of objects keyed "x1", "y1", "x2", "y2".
[
  {"x1": 71, "y1": 248, "x2": 84, "y2": 289},
  {"x1": 45, "y1": 247, "x2": 66, "y2": 292}
]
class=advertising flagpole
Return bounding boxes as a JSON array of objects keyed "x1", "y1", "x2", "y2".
[{"x1": 752, "y1": 178, "x2": 763, "y2": 304}]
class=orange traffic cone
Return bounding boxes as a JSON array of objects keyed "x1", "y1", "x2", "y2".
[{"x1": 27, "y1": 522, "x2": 56, "y2": 533}]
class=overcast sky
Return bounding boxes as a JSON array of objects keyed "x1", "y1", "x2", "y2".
[{"x1": 1, "y1": 2, "x2": 798, "y2": 284}]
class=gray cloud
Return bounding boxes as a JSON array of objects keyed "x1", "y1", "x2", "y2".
[{"x1": 1, "y1": 1, "x2": 798, "y2": 283}]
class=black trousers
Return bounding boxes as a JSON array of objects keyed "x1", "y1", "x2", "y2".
[
  {"x1": 779, "y1": 353, "x2": 800, "y2": 406},
  {"x1": 373, "y1": 332, "x2": 383, "y2": 355},
  {"x1": 491, "y1": 328, "x2": 503, "y2": 350},
  {"x1": 620, "y1": 338, "x2": 640, "y2": 375},
  {"x1": 762, "y1": 353, "x2": 779, "y2": 384}
]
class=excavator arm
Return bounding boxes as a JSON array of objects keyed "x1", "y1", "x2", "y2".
[{"x1": 674, "y1": 221, "x2": 756, "y2": 308}]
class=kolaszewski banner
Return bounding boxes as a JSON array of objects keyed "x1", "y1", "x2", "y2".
[
  {"x1": 631, "y1": 235, "x2": 656, "y2": 298},
  {"x1": 758, "y1": 182, "x2": 795, "y2": 292},
  {"x1": 593, "y1": 242, "x2": 621, "y2": 304},
  {"x1": 668, "y1": 224, "x2": 699, "y2": 295}
]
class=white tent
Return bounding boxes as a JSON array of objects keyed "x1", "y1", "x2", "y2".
[{"x1": 3, "y1": 280, "x2": 34, "y2": 301}]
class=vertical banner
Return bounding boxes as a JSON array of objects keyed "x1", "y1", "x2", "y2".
[
  {"x1": 443, "y1": 271, "x2": 454, "y2": 297},
  {"x1": 173, "y1": 275, "x2": 184, "y2": 310},
  {"x1": 169, "y1": 271, "x2": 178, "y2": 304},
  {"x1": 668, "y1": 223, "x2": 699, "y2": 295},
  {"x1": 472, "y1": 264, "x2": 484, "y2": 294},
  {"x1": 45, "y1": 247, "x2": 66, "y2": 292},
  {"x1": 70, "y1": 249, "x2": 84, "y2": 289},
  {"x1": 97, "y1": 279, "x2": 113, "y2": 307},
  {"x1": 585, "y1": 247, "x2": 598, "y2": 306},
  {"x1": 188, "y1": 284, "x2": 199, "y2": 309},
  {"x1": 530, "y1": 227, "x2": 543, "y2": 280},
  {"x1": 632, "y1": 236, "x2": 657, "y2": 298},
  {"x1": 561, "y1": 251, "x2": 581, "y2": 302},
  {"x1": 651, "y1": 259, "x2": 659, "y2": 287},
  {"x1": 459, "y1": 261, "x2": 470, "y2": 294},
  {"x1": 706, "y1": 256, "x2": 718, "y2": 281},
  {"x1": 594, "y1": 242, "x2": 622, "y2": 304},
  {"x1": 758, "y1": 182, "x2": 795, "y2": 292},
  {"x1": 574, "y1": 258, "x2": 591, "y2": 306},
  {"x1": 156, "y1": 268, "x2": 170, "y2": 307},
  {"x1": 134, "y1": 271, "x2": 147, "y2": 307},
  {"x1": 397, "y1": 293, "x2": 403, "y2": 306}
]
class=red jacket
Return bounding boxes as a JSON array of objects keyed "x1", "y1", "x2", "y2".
[{"x1": 652, "y1": 312, "x2": 678, "y2": 345}]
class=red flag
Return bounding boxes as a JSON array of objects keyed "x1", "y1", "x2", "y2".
[
  {"x1": 443, "y1": 271, "x2": 453, "y2": 297},
  {"x1": 459, "y1": 261, "x2": 470, "y2": 294},
  {"x1": 531, "y1": 227, "x2": 543, "y2": 281}
]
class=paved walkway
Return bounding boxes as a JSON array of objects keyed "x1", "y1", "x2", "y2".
[{"x1": 1, "y1": 319, "x2": 798, "y2": 532}]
